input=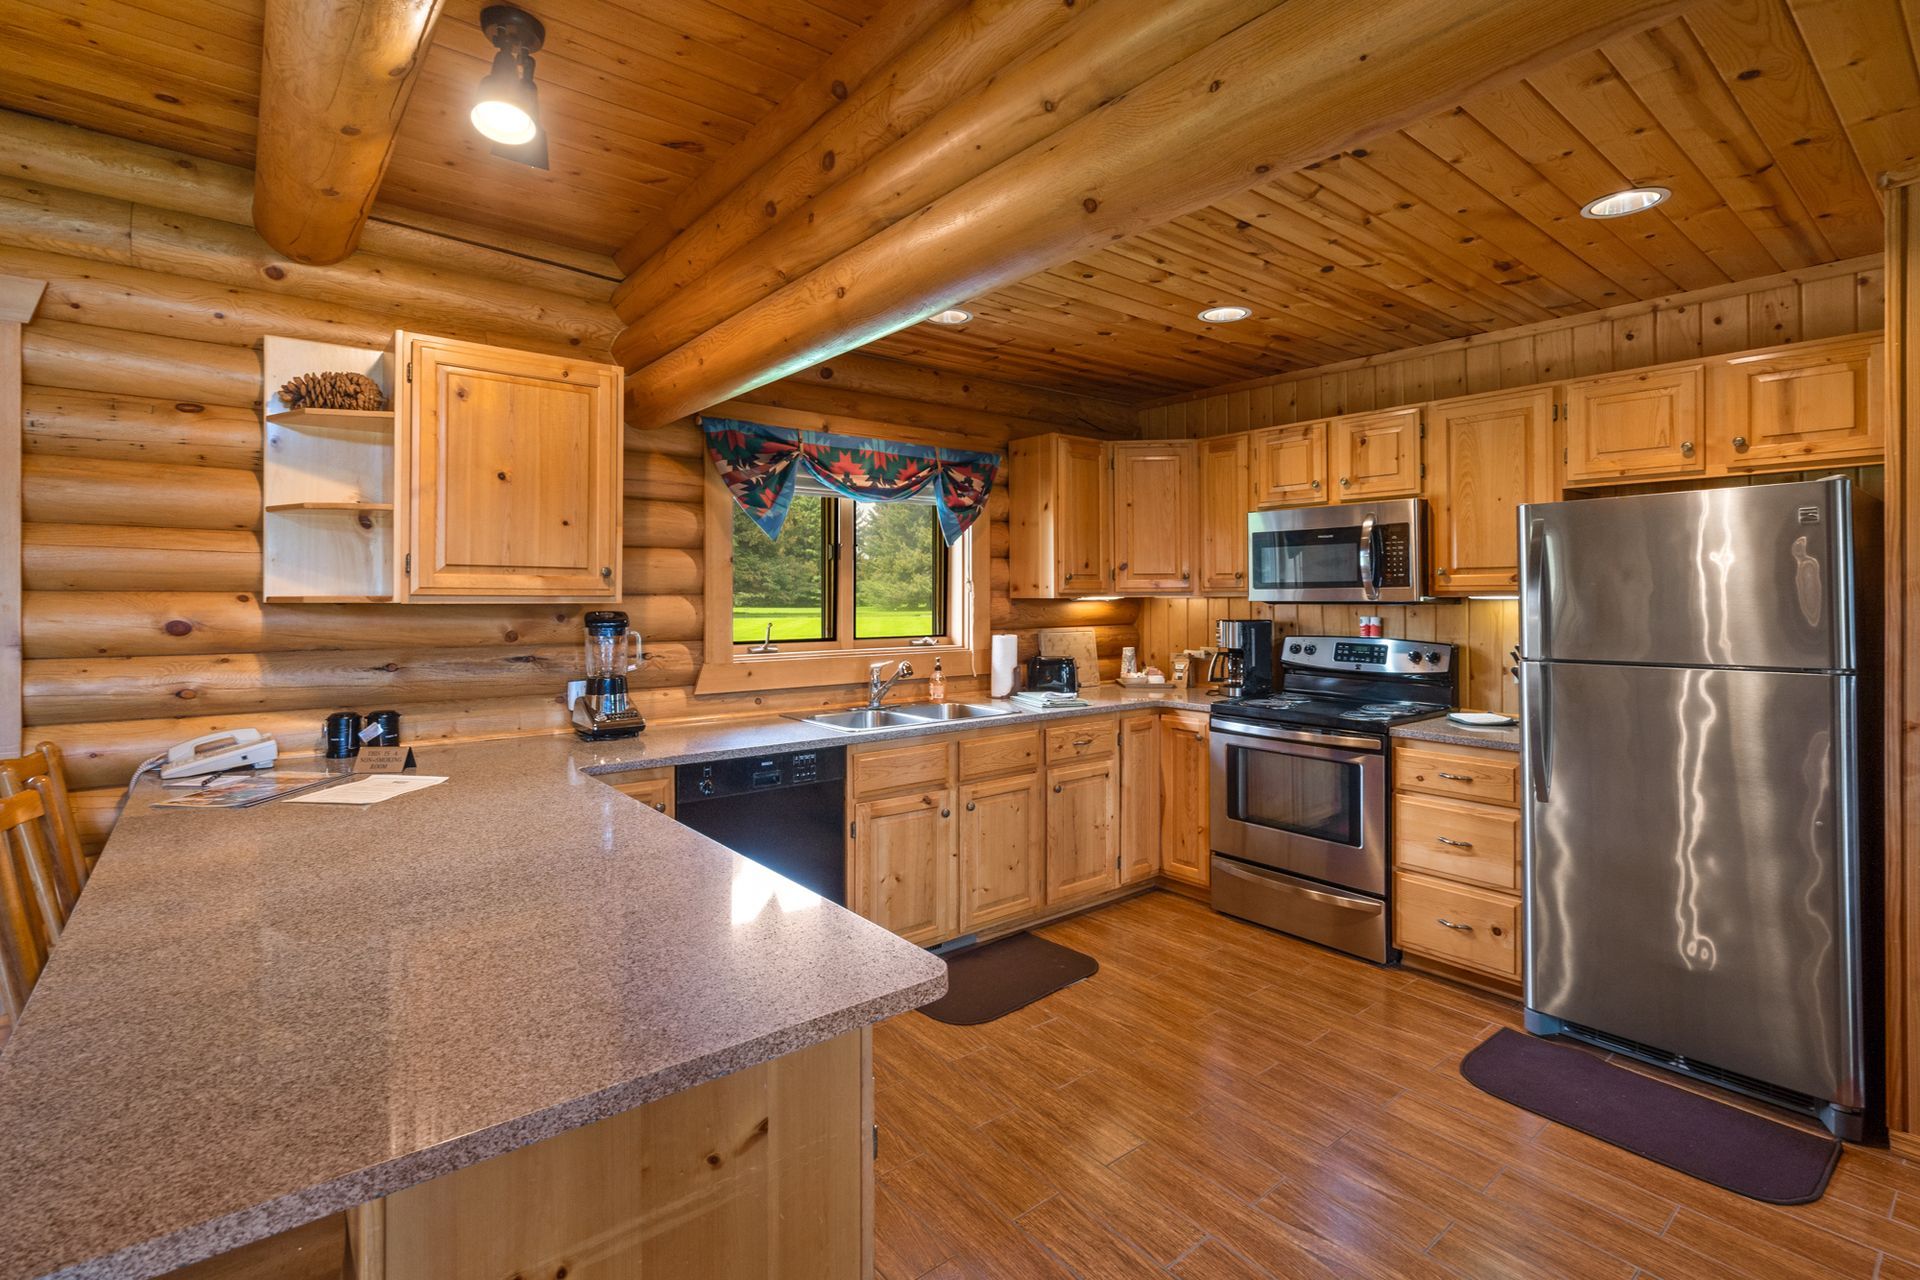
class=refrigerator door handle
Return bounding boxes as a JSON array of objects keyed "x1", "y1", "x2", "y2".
[
  {"x1": 1525, "y1": 661, "x2": 1551, "y2": 803},
  {"x1": 1521, "y1": 515, "x2": 1548, "y2": 657}
]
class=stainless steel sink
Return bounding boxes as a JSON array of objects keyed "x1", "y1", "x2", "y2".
[
  {"x1": 888, "y1": 702, "x2": 1013, "y2": 721},
  {"x1": 792, "y1": 708, "x2": 923, "y2": 732}
]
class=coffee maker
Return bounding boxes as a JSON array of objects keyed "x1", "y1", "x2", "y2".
[
  {"x1": 1206, "y1": 619, "x2": 1275, "y2": 698},
  {"x1": 570, "y1": 610, "x2": 646, "y2": 740}
]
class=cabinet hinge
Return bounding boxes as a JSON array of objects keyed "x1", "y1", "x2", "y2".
[
  {"x1": 848, "y1": 820, "x2": 857, "y2": 839},
  {"x1": 404, "y1": 552, "x2": 412, "y2": 576},
  {"x1": 405, "y1": 360, "x2": 413, "y2": 384},
  {"x1": 1419, "y1": 463, "x2": 1426, "y2": 479},
  {"x1": 1552, "y1": 402, "x2": 1560, "y2": 421},
  {"x1": 1562, "y1": 447, "x2": 1569, "y2": 464}
]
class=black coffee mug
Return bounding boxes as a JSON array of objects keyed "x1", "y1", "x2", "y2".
[
  {"x1": 365, "y1": 710, "x2": 401, "y2": 747},
  {"x1": 323, "y1": 712, "x2": 362, "y2": 759}
]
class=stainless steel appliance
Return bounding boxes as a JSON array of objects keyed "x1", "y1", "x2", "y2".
[
  {"x1": 1207, "y1": 619, "x2": 1276, "y2": 698},
  {"x1": 1518, "y1": 477, "x2": 1881, "y2": 1139},
  {"x1": 1248, "y1": 499, "x2": 1427, "y2": 604},
  {"x1": 676, "y1": 748, "x2": 847, "y2": 903},
  {"x1": 1211, "y1": 635, "x2": 1458, "y2": 962},
  {"x1": 570, "y1": 610, "x2": 645, "y2": 740}
]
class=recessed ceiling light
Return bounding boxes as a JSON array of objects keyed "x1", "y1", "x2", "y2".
[
  {"x1": 1580, "y1": 187, "x2": 1670, "y2": 219},
  {"x1": 1198, "y1": 305, "x2": 1253, "y2": 323},
  {"x1": 927, "y1": 308, "x2": 973, "y2": 325}
]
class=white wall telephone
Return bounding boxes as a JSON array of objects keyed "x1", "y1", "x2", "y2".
[{"x1": 158, "y1": 729, "x2": 279, "y2": 780}]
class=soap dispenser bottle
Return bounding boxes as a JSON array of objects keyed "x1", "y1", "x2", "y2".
[{"x1": 928, "y1": 657, "x2": 946, "y2": 702}]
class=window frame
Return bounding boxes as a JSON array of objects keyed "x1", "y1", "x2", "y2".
[{"x1": 697, "y1": 463, "x2": 989, "y2": 695}]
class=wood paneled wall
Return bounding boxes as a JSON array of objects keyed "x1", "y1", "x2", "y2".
[
  {"x1": 2, "y1": 127, "x2": 1134, "y2": 853},
  {"x1": 1137, "y1": 258, "x2": 1885, "y2": 436}
]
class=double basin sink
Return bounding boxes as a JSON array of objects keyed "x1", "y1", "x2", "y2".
[{"x1": 793, "y1": 702, "x2": 1013, "y2": 733}]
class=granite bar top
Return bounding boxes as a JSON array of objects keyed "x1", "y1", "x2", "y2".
[
  {"x1": 568, "y1": 684, "x2": 1225, "y2": 776},
  {"x1": 0, "y1": 735, "x2": 951, "y2": 1280},
  {"x1": 1392, "y1": 717, "x2": 1522, "y2": 752}
]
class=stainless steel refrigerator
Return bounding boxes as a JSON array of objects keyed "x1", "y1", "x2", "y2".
[{"x1": 1517, "y1": 476, "x2": 1881, "y2": 1139}]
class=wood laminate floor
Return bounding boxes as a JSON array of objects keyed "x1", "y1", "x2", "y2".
[{"x1": 870, "y1": 891, "x2": 1920, "y2": 1280}]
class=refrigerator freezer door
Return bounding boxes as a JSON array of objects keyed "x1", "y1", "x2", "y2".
[
  {"x1": 1519, "y1": 477, "x2": 1859, "y2": 671},
  {"x1": 1522, "y1": 660, "x2": 1862, "y2": 1107}
]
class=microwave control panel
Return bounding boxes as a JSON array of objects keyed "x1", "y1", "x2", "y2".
[{"x1": 1377, "y1": 524, "x2": 1412, "y2": 587}]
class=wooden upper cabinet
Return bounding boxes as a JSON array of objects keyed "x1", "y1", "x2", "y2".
[
  {"x1": 1197, "y1": 434, "x2": 1250, "y2": 593},
  {"x1": 1111, "y1": 440, "x2": 1195, "y2": 594},
  {"x1": 403, "y1": 333, "x2": 623, "y2": 601},
  {"x1": 1563, "y1": 364, "x2": 1705, "y2": 486},
  {"x1": 1708, "y1": 335, "x2": 1883, "y2": 472},
  {"x1": 1009, "y1": 433, "x2": 1111, "y2": 598},
  {"x1": 1426, "y1": 388, "x2": 1556, "y2": 596},
  {"x1": 1250, "y1": 422, "x2": 1328, "y2": 507},
  {"x1": 1332, "y1": 407, "x2": 1422, "y2": 500}
]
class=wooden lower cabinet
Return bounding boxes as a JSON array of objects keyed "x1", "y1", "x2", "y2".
[
  {"x1": 1046, "y1": 756, "x2": 1120, "y2": 903},
  {"x1": 1391, "y1": 742, "x2": 1522, "y2": 989},
  {"x1": 852, "y1": 787, "x2": 957, "y2": 946},
  {"x1": 608, "y1": 766, "x2": 674, "y2": 816},
  {"x1": 1158, "y1": 712, "x2": 1210, "y2": 888},
  {"x1": 349, "y1": 1030, "x2": 869, "y2": 1280},
  {"x1": 1118, "y1": 712, "x2": 1161, "y2": 884},
  {"x1": 958, "y1": 771, "x2": 1045, "y2": 932}
]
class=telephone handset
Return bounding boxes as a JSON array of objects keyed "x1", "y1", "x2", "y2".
[{"x1": 159, "y1": 729, "x2": 279, "y2": 780}]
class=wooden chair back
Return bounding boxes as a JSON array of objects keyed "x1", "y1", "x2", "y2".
[
  {"x1": 0, "y1": 783, "x2": 57, "y2": 1023},
  {"x1": 0, "y1": 742, "x2": 86, "y2": 907}
]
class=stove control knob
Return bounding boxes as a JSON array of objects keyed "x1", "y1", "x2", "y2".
[
  {"x1": 1303, "y1": 644, "x2": 1317, "y2": 656},
  {"x1": 1407, "y1": 652, "x2": 1424, "y2": 664},
  {"x1": 1289, "y1": 643, "x2": 1302, "y2": 655},
  {"x1": 1425, "y1": 650, "x2": 1444, "y2": 665}
]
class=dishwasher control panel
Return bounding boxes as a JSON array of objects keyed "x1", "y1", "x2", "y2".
[{"x1": 674, "y1": 746, "x2": 845, "y2": 805}]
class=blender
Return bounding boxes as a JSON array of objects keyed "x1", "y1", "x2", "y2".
[{"x1": 570, "y1": 610, "x2": 646, "y2": 740}]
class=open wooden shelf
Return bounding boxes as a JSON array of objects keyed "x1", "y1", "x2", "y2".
[
  {"x1": 264, "y1": 407, "x2": 394, "y2": 430},
  {"x1": 264, "y1": 501, "x2": 394, "y2": 512}
]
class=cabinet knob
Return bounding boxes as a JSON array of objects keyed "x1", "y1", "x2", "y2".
[
  {"x1": 940, "y1": 807, "x2": 951, "y2": 818},
  {"x1": 1311, "y1": 480, "x2": 1321, "y2": 489},
  {"x1": 1679, "y1": 441, "x2": 1695, "y2": 458},
  {"x1": 1118, "y1": 562, "x2": 1129, "y2": 571},
  {"x1": 1053, "y1": 783, "x2": 1063, "y2": 794},
  {"x1": 1234, "y1": 571, "x2": 1244, "y2": 580},
  {"x1": 600, "y1": 565, "x2": 613, "y2": 579},
  {"x1": 652, "y1": 802, "x2": 666, "y2": 813},
  {"x1": 1731, "y1": 436, "x2": 1749, "y2": 451},
  {"x1": 1437, "y1": 567, "x2": 1449, "y2": 576},
  {"x1": 965, "y1": 801, "x2": 976, "y2": 812},
  {"x1": 1339, "y1": 477, "x2": 1350, "y2": 488}
]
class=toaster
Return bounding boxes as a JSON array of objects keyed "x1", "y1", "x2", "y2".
[{"x1": 1024, "y1": 655, "x2": 1079, "y2": 693}]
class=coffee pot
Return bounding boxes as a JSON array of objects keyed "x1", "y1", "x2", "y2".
[{"x1": 570, "y1": 610, "x2": 646, "y2": 740}]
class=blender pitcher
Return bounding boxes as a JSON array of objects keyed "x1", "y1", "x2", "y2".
[{"x1": 573, "y1": 611, "x2": 646, "y2": 739}]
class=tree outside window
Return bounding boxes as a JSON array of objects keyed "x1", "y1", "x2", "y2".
[{"x1": 731, "y1": 496, "x2": 948, "y2": 645}]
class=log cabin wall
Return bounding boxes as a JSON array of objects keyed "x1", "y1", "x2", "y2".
[
  {"x1": 1131, "y1": 259, "x2": 1890, "y2": 712},
  {"x1": 0, "y1": 119, "x2": 1135, "y2": 853}
]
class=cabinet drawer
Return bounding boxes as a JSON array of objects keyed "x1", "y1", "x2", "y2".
[
  {"x1": 1396, "y1": 745, "x2": 1519, "y2": 807},
  {"x1": 852, "y1": 740, "x2": 951, "y2": 797},
  {"x1": 1393, "y1": 794, "x2": 1518, "y2": 891},
  {"x1": 1394, "y1": 872, "x2": 1520, "y2": 979},
  {"x1": 958, "y1": 727, "x2": 1042, "y2": 781},
  {"x1": 1045, "y1": 717, "x2": 1116, "y2": 764}
]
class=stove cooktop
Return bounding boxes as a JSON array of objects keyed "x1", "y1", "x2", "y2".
[{"x1": 1214, "y1": 694, "x2": 1450, "y2": 731}]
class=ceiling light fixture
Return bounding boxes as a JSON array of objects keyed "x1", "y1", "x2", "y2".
[
  {"x1": 1198, "y1": 305, "x2": 1253, "y2": 323},
  {"x1": 927, "y1": 308, "x2": 974, "y2": 325},
  {"x1": 472, "y1": 5, "x2": 549, "y2": 168},
  {"x1": 1580, "y1": 186, "x2": 1669, "y2": 219}
]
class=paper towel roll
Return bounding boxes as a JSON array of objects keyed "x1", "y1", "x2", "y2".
[{"x1": 991, "y1": 633, "x2": 1019, "y2": 697}]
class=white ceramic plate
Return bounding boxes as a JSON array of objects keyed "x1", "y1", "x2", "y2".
[{"x1": 1448, "y1": 711, "x2": 1517, "y2": 727}]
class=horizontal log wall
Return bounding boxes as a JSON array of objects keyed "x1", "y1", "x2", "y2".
[{"x1": 7, "y1": 136, "x2": 1135, "y2": 852}]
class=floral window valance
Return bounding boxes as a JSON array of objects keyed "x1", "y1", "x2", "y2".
[{"x1": 700, "y1": 417, "x2": 1003, "y2": 546}]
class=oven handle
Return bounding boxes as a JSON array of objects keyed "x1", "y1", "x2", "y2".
[
  {"x1": 1212, "y1": 858, "x2": 1383, "y2": 913},
  {"x1": 1211, "y1": 719, "x2": 1381, "y2": 754},
  {"x1": 1358, "y1": 514, "x2": 1379, "y2": 602}
]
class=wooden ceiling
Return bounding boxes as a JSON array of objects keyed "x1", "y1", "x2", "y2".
[
  {"x1": 0, "y1": 0, "x2": 876, "y2": 256},
  {"x1": 862, "y1": 0, "x2": 1920, "y2": 400}
]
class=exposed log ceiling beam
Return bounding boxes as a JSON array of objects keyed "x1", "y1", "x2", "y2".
[
  {"x1": 252, "y1": 0, "x2": 447, "y2": 265},
  {"x1": 622, "y1": 0, "x2": 1689, "y2": 425}
]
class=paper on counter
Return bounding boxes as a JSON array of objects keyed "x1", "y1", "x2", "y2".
[{"x1": 283, "y1": 774, "x2": 448, "y2": 805}]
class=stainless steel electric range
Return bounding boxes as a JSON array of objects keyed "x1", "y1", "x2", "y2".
[{"x1": 1208, "y1": 635, "x2": 1458, "y2": 964}]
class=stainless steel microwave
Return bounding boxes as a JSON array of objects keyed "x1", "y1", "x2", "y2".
[{"x1": 1248, "y1": 499, "x2": 1426, "y2": 603}]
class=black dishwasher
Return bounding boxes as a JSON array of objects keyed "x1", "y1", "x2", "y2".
[{"x1": 675, "y1": 747, "x2": 847, "y2": 904}]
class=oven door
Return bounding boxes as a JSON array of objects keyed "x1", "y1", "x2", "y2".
[{"x1": 1209, "y1": 719, "x2": 1387, "y2": 894}]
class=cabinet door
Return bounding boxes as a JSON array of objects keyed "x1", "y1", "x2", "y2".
[
  {"x1": 958, "y1": 772, "x2": 1044, "y2": 932},
  {"x1": 1159, "y1": 712, "x2": 1210, "y2": 887},
  {"x1": 1112, "y1": 441, "x2": 1195, "y2": 594},
  {"x1": 1118, "y1": 712, "x2": 1160, "y2": 884},
  {"x1": 1250, "y1": 423, "x2": 1328, "y2": 507},
  {"x1": 1426, "y1": 389, "x2": 1555, "y2": 596},
  {"x1": 1564, "y1": 365, "x2": 1705, "y2": 486},
  {"x1": 1057, "y1": 436, "x2": 1113, "y2": 596},
  {"x1": 405, "y1": 335, "x2": 623, "y2": 600},
  {"x1": 1709, "y1": 337, "x2": 1883, "y2": 472},
  {"x1": 1332, "y1": 408, "x2": 1422, "y2": 500},
  {"x1": 610, "y1": 771, "x2": 674, "y2": 817},
  {"x1": 1045, "y1": 758, "x2": 1119, "y2": 903},
  {"x1": 852, "y1": 789, "x2": 956, "y2": 946},
  {"x1": 1197, "y1": 435, "x2": 1251, "y2": 593}
]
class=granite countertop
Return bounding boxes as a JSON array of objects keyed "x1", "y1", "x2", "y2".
[
  {"x1": 0, "y1": 735, "x2": 950, "y2": 1280},
  {"x1": 1392, "y1": 716, "x2": 1522, "y2": 752}
]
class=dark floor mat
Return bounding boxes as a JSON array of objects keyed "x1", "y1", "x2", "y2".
[
  {"x1": 1462, "y1": 1028, "x2": 1841, "y2": 1204},
  {"x1": 917, "y1": 933, "x2": 1098, "y2": 1026}
]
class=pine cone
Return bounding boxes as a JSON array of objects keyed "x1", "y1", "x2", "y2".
[{"x1": 278, "y1": 371, "x2": 389, "y2": 411}]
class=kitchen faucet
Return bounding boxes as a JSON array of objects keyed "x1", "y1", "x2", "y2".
[{"x1": 866, "y1": 659, "x2": 913, "y2": 709}]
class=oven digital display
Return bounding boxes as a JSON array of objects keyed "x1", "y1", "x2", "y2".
[{"x1": 1332, "y1": 642, "x2": 1388, "y2": 665}]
